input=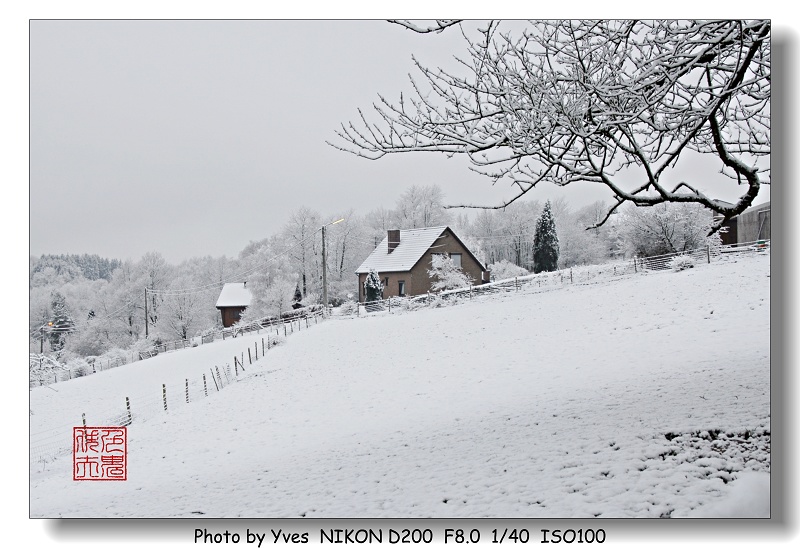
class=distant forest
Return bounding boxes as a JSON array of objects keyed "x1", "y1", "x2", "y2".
[{"x1": 31, "y1": 253, "x2": 122, "y2": 282}]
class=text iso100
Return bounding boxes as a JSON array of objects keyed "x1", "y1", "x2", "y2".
[{"x1": 488, "y1": 529, "x2": 606, "y2": 544}]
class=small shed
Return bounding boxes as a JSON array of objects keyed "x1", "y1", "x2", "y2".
[
  {"x1": 215, "y1": 282, "x2": 252, "y2": 327},
  {"x1": 714, "y1": 201, "x2": 771, "y2": 245}
]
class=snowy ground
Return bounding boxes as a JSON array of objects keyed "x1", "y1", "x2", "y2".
[{"x1": 29, "y1": 252, "x2": 770, "y2": 518}]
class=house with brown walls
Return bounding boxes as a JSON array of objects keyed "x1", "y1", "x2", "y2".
[
  {"x1": 215, "y1": 282, "x2": 252, "y2": 327},
  {"x1": 355, "y1": 226, "x2": 489, "y2": 302}
]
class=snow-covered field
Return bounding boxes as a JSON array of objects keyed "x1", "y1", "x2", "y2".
[{"x1": 29, "y1": 252, "x2": 770, "y2": 518}]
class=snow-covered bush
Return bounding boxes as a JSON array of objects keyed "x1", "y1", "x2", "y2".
[
  {"x1": 671, "y1": 256, "x2": 695, "y2": 272},
  {"x1": 396, "y1": 298, "x2": 423, "y2": 312},
  {"x1": 300, "y1": 292, "x2": 320, "y2": 307},
  {"x1": 66, "y1": 357, "x2": 93, "y2": 378},
  {"x1": 339, "y1": 300, "x2": 359, "y2": 316},
  {"x1": 428, "y1": 254, "x2": 470, "y2": 291},
  {"x1": 426, "y1": 294, "x2": 457, "y2": 309},
  {"x1": 489, "y1": 259, "x2": 529, "y2": 281},
  {"x1": 101, "y1": 346, "x2": 134, "y2": 365}
]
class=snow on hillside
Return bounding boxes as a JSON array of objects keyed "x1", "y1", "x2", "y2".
[{"x1": 29, "y1": 252, "x2": 770, "y2": 518}]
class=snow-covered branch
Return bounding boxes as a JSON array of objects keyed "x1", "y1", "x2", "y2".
[{"x1": 332, "y1": 20, "x2": 770, "y2": 231}]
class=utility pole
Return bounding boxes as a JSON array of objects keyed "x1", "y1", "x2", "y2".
[
  {"x1": 321, "y1": 218, "x2": 345, "y2": 315},
  {"x1": 322, "y1": 224, "x2": 328, "y2": 314},
  {"x1": 40, "y1": 321, "x2": 53, "y2": 354},
  {"x1": 144, "y1": 287, "x2": 148, "y2": 339}
]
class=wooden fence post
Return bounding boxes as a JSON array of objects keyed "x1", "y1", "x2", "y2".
[
  {"x1": 82, "y1": 413, "x2": 86, "y2": 427},
  {"x1": 216, "y1": 366, "x2": 224, "y2": 389},
  {"x1": 203, "y1": 374, "x2": 208, "y2": 396},
  {"x1": 126, "y1": 397, "x2": 132, "y2": 425},
  {"x1": 162, "y1": 384, "x2": 168, "y2": 412},
  {"x1": 210, "y1": 369, "x2": 219, "y2": 391},
  {"x1": 570, "y1": 269, "x2": 573, "y2": 283},
  {"x1": 707, "y1": 244, "x2": 711, "y2": 264},
  {"x1": 185, "y1": 379, "x2": 189, "y2": 403},
  {"x1": 248, "y1": 348, "x2": 252, "y2": 365}
]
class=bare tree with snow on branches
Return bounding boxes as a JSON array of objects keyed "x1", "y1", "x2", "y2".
[{"x1": 332, "y1": 20, "x2": 770, "y2": 233}]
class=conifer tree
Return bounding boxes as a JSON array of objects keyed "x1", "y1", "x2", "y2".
[
  {"x1": 292, "y1": 283, "x2": 303, "y2": 309},
  {"x1": 363, "y1": 269, "x2": 383, "y2": 302},
  {"x1": 533, "y1": 201, "x2": 559, "y2": 273},
  {"x1": 48, "y1": 291, "x2": 74, "y2": 352}
]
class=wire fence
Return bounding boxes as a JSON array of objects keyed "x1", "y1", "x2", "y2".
[
  {"x1": 30, "y1": 315, "x2": 324, "y2": 466},
  {"x1": 30, "y1": 307, "x2": 326, "y2": 388},
  {"x1": 350, "y1": 239, "x2": 770, "y2": 314},
  {"x1": 29, "y1": 239, "x2": 769, "y2": 464}
]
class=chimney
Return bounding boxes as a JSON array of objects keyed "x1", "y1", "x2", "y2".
[{"x1": 387, "y1": 229, "x2": 400, "y2": 253}]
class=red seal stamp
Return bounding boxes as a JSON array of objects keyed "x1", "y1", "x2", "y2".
[{"x1": 73, "y1": 426, "x2": 127, "y2": 481}]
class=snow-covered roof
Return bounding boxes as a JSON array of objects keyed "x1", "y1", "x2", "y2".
[
  {"x1": 356, "y1": 226, "x2": 449, "y2": 274},
  {"x1": 355, "y1": 226, "x2": 454, "y2": 274},
  {"x1": 215, "y1": 282, "x2": 252, "y2": 308}
]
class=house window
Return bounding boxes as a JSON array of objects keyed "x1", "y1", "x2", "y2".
[
  {"x1": 398, "y1": 280, "x2": 406, "y2": 297},
  {"x1": 450, "y1": 253, "x2": 462, "y2": 268}
]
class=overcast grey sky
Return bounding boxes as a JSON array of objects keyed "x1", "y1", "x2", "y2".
[{"x1": 30, "y1": 19, "x2": 771, "y2": 264}]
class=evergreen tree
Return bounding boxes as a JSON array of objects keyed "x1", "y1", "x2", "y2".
[
  {"x1": 292, "y1": 283, "x2": 303, "y2": 309},
  {"x1": 363, "y1": 269, "x2": 383, "y2": 302},
  {"x1": 48, "y1": 291, "x2": 74, "y2": 352},
  {"x1": 533, "y1": 201, "x2": 559, "y2": 273}
]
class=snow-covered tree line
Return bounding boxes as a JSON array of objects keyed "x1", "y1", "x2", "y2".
[{"x1": 31, "y1": 182, "x2": 721, "y2": 363}]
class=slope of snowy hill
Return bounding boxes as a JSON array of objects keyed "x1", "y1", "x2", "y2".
[{"x1": 29, "y1": 252, "x2": 770, "y2": 518}]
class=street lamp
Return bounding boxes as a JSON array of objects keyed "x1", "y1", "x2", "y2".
[{"x1": 321, "y1": 218, "x2": 345, "y2": 314}]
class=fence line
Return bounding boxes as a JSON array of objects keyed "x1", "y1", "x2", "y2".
[
  {"x1": 30, "y1": 307, "x2": 325, "y2": 389},
  {"x1": 353, "y1": 240, "x2": 770, "y2": 313},
  {"x1": 30, "y1": 316, "x2": 323, "y2": 465}
]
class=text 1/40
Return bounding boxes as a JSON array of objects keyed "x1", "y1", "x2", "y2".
[{"x1": 488, "y1": 529, "x2": 606, "y2": 544}]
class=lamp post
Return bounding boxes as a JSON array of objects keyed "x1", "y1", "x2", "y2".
[{"x1": 321, "y1": 218, "x2": 345, "y2": 315}]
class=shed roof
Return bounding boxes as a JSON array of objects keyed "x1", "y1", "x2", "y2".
[
  {"x1": 215, "y1": 282, "x2": 252, "y2": 308},
  {"x1": 356, "y1": 226, "x2": 448, "y2": 274}
]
